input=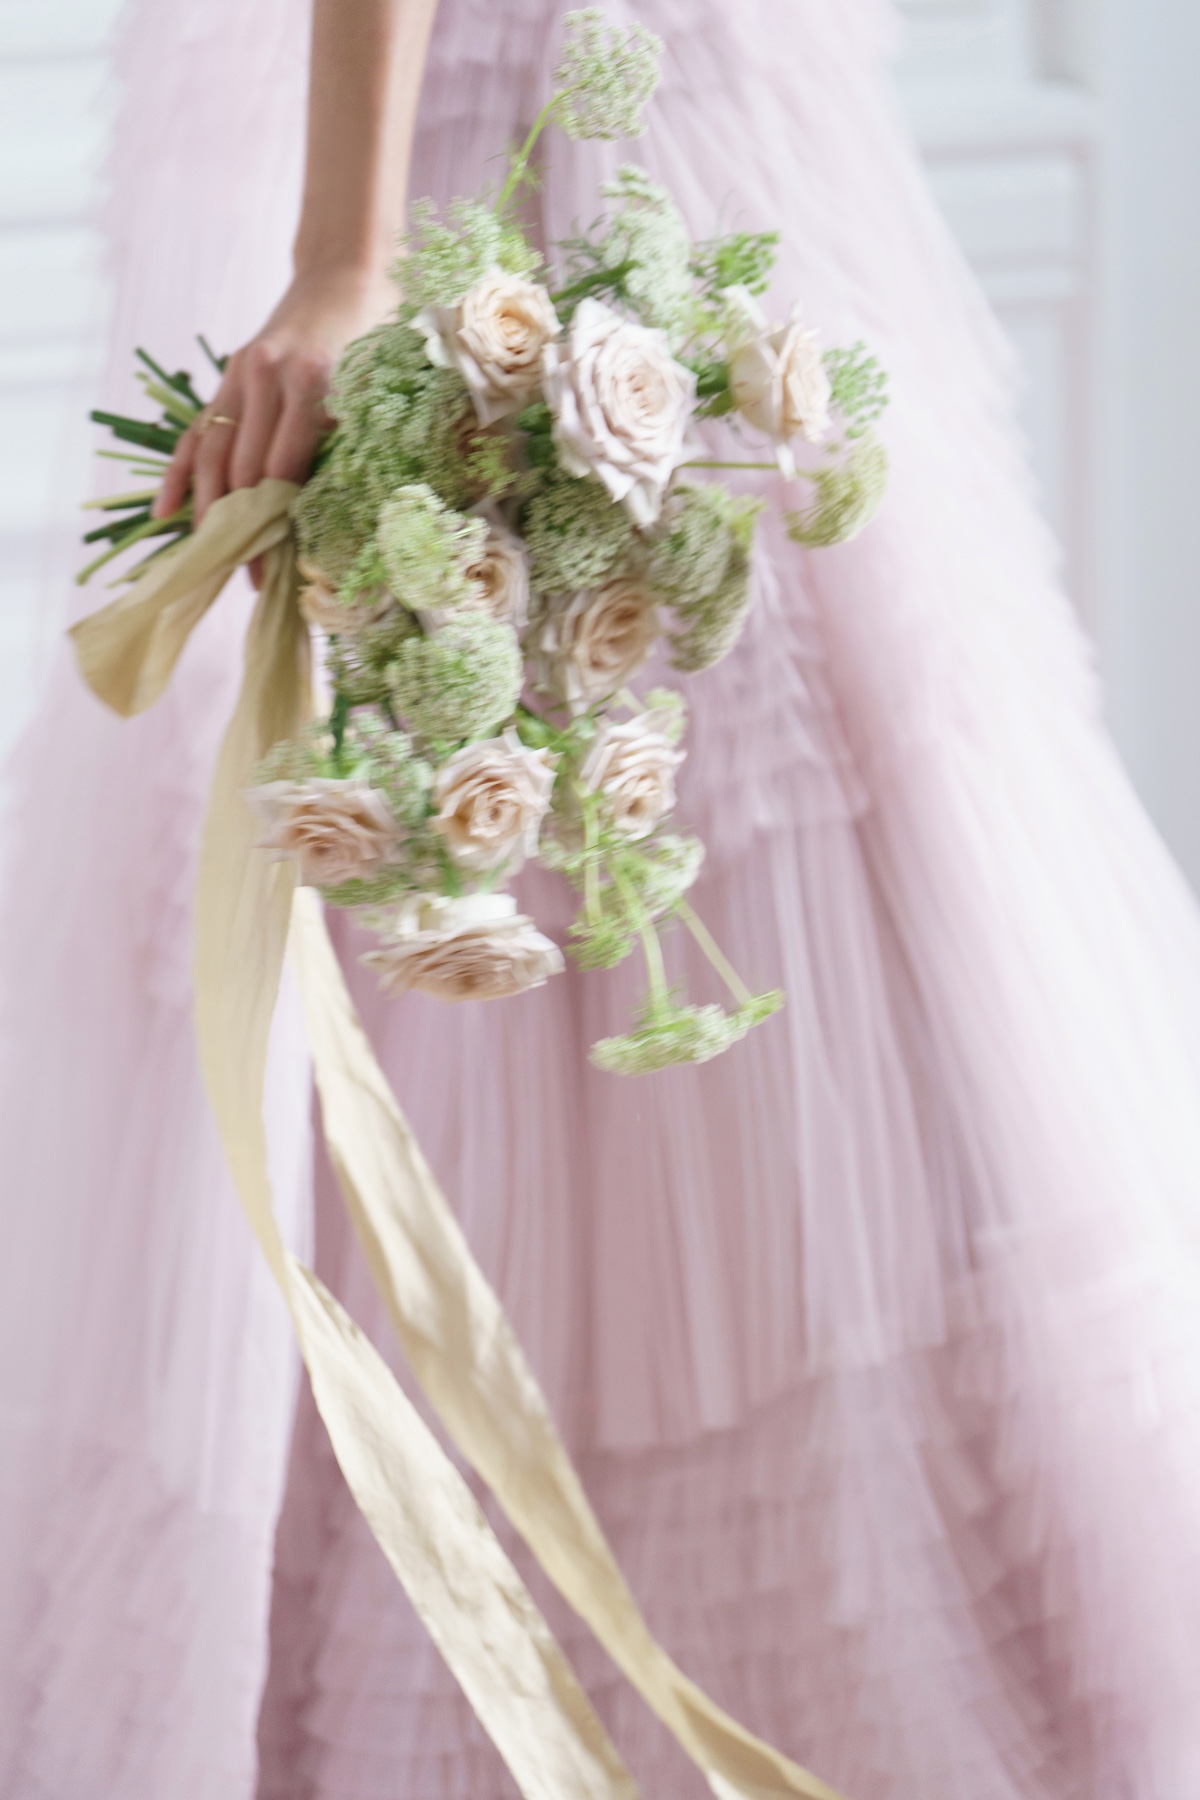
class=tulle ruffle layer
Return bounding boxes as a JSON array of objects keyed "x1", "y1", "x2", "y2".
[{"x1": 256, "y1": 1199, "x2": 1200, "y2": 1800}]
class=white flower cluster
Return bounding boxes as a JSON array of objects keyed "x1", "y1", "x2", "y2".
[{"x1": 247, "y1": 13, "x2": 889, "y2": 1066}]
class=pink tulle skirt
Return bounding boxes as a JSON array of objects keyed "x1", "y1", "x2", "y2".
[{"x1": 5, "y1": 2, "x2": 1200, "y2": 1797}]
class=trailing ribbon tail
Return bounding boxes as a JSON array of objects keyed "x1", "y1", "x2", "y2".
[
  {"x1": 70, "y1": 479, "x2": 847, "y2": 1800},
  {"x1": 292, "y1": 890, "x2": 845, "y2": 1800}
]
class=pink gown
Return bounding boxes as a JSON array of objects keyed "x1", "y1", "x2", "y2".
[{"x1": 5, "y1": 0, "x2": 1200, "y2": 1796}]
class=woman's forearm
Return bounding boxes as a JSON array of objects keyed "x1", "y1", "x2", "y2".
[
  {"x1": 294, "y1": 0, "x2": 442, "y2": 280},
  {"x1": 157, "y1": 0, "x2": 441, "y2": 524}
]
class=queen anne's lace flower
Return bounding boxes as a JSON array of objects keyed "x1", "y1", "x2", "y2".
[
  {"x1": 398, "y1": 198, "x2": 541, "y2": 311},
  {"x1": 523, "y1": 473, "x2": 637, "y2": 595},
  {"x1": 376, "y1": 484, "x2": 487, "y2": 615},
  {"x1": 591, "y1": 990, "x2": 783, "y2": 1075},
  {"x1": 786, "y1": 433, "x2": 889, "y2": 548},
  {"x1": 600, "y1": 167, "x2": 693, "y2": 335},
  {"x1": 669, "y1": 543, "x2": 754, "y2": 674},
  {"x1": 342, "y1": 714, "x2": 434, "y2": 826},
  {"x1": 543, "y1": 298, "x2": 695, "y2": 526},
  {"x1": 553, "y1": 10, "x2": 662, "y2": 140},
  {"x1": 388, "y1": 614, "x2": 523, "y2": 743}
]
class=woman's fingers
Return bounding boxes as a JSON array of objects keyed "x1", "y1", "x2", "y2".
[
  {"x1": 175, "y1": 353, "x2": 245, "y2": 526},
  {"x1": 229, "y1": 339, "x2": 285, "y2": 491},
  {"x1": 191, "y1": 416, "x2": 239, "y2": 525},
  {"x1": 153, "y1": 422, "x2": 197, "y2": 519},
  {"x1": 265, "y1": 349, "x2": 334, "y2": 485}
]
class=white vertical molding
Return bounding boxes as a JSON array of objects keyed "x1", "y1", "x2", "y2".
[
  {"x1": 893, "y1": 0, "x2": 1100, "y2": 623},
  {"x1": 1083, "y1": 1, "x2": 1200, "y2": 886}
]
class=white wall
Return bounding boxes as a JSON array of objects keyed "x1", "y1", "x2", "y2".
[{"x1": 0, "y1": 0, "x2": 121, "y2": 752}]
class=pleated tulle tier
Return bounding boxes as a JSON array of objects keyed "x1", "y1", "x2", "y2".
[{"x1": 7, "y1": 2, "x2": 1200, "y2": 1799}]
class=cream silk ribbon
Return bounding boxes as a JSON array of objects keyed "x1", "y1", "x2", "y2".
[{"x1": 71, "y1": 480, "x2": 846, "y2": 1800}]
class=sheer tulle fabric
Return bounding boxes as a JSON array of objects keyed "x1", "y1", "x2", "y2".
[{"x1": 4, "y1": 1, "x2": 1200, "y2": 1797}]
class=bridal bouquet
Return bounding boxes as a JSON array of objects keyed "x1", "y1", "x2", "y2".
[{"x1": 83, "y1": 11, "x2": 888, "y2": 1075}]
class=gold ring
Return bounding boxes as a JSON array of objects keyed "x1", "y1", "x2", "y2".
[{"x1": 196, "y1": 410, "x2": 239, "y2": 436}]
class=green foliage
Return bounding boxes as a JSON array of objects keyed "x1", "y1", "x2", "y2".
[
  {"x1": 291, "y1": 461, "x2": 371, "y2": 586},
  {"x1": 649, "y1": 483, "x2": 763, "y2": 673},
  {"x1": 336, "y1": 541, "x2": 392, "y2": 615},
  {"x1": 786, "y1": 432, "x2": 889, "y2": 548},
  {"x1": 553, "y1": 824, "x2": 704, "y2": 973},
  {"x1": 523, "y1": 472, "x2": 638, "y2": 594},
  {"x1": 396, "y1": 198, "x2": 539, "y2": 310},
  {"x1": 253, "y1": 721, "x2": 330, "y2": 786},
  {"x1": 342, "y1": 712, "x2": 434, "y2": 826},
  {"x1": 598, "y1": 166, "x2": 692, "y2": 332},
  {"x1": 691, "y1": 229, "x2": 780, "y2": 301},
  {"x1": 326, "y1": 618, "x2": 416, "y2": 707},
  {"x1": 823, "y1": 343, "x2": 890, "y2": 439}
]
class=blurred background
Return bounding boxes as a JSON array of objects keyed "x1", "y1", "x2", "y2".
[{"x1": 0, "y1": 0, "x2": 1198, "y2": 871}]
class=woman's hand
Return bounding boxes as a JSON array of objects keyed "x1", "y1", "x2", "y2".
[{"x1": 153, "y1": 264, "x2": 393, "y2": 526}]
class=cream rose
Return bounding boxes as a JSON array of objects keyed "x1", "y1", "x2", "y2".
[
  {"x1": 535, "y1": 576, "x2": 659, "y2": 712},
  {"x1": 464, "y1": 519, "x2": 531, "y2": 628},
  {"x1": 725, "y1": 287, "x2": 832, "y2": 475},
  {"x1": 364, "y1": 894, "x2": 563, "y2": 1001},
  {"x1": 248, "y1": 778, "x2": 398, "y2": 888},
  {"x1": 542, "y1": 298, "x2": 695, "y2": 527},
  {"x1": 296, "y1": 559, "x2": 396, "y2": 636},
  {"x1": 415, "y1": 268, "x2": 560, "y2": 426},
  {"x1": 579, "y1": 711, "x2": 685, "y2": 840},
  {"x1": 431, "y1": 729, "x2": 556, "y2": 873}
]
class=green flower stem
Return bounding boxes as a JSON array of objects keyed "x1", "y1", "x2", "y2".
[
  {"x1": 615, "y1": 867, "x2": 669, "y2": 1007},
  {"x1": 81, "y1": 488, "x2": 162, "y2": 512},
  {"x1": 549, "y1": 257, "x2": 635, "y2": 310},
  {"x1": 330, "y1": 689, "x2": 350, "y2": 767},
  {"x1": 682, "y1": 458, "x2": 790, "y2": 474},
  {"x1": 76, "y1": 503, "x2": 191, "y2": 585},
  {"x1": 637, "y1": 916, "x2": 669, "y2": 1006},
  {"x1": 675, "y1": 898, "x2": 754, "y2": 1006},
  {"x1": 436, "y1": 843, "x2": 465, "y2": 900},
  {"x1": 579, "y1": 790, "x2": 602, "y2": 925},
  {"x1": 89, "y1": 411, "x2": 180, "y2": 457},
  {"x1": 139, "y1": 380, "x2": 198, "y2": 430},
  {"x1": 134, "y1": 346, "x2": 206, "y2": 412},
  {"x1": 96, "y1": 449, "x2": 171, "y2": 472},
  {"x1": 495, "y1": 93, "x2": 563, "y2": 214},
  {"x1": 197, "y1": 335, "x2": 228, "y2": 376},
  {"x1": 691, "y1": 361, "x2": 731, "y2": 398}
]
